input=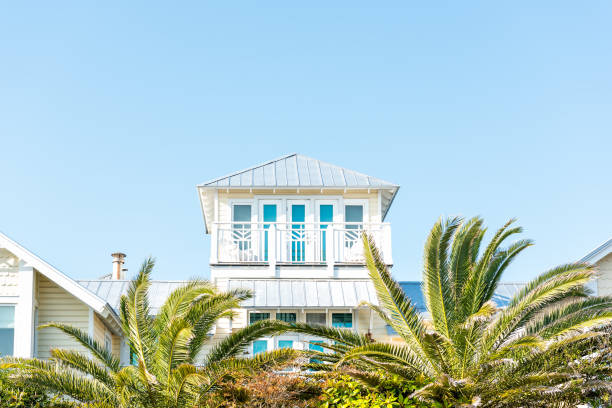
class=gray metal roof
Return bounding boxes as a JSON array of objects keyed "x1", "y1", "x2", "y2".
[
  {"x1": 77, "y1": 280, "x2": 186, "y2": 314},
  {"x1": 197, "y1": 154, "x2": 399, "y2": 227},
  {"x1": 77, "y1": 279, "x2": 525, "y2": 316},
  {"x1": 398, "y1": 281, "x2": 525, "y2": 311},
  {"x1": 199, "y1": 153, "x2": 398, "y2": 190},
  {"x1": 227, "y1": 279, "x2": 379, "y2": 308}
]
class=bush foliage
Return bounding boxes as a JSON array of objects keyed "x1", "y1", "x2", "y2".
[{"x1": 319, "y1": 373, "x2": 436, "y2": 408}]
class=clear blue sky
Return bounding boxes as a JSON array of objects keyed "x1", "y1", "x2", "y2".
[{"x1": 1, "y1": 2, "x2": 610, "y2": 283}]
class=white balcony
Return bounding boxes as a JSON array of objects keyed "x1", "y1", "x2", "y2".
[{"x1": 210, "y1": 222, "x2": 392, "y2": 266}]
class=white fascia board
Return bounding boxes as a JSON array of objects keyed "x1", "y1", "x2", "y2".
[
  {"x1": 0, "y1": 232, "x2": 121, "y2": 329},
  {"x1": 579, "y1": 238, "x2": 612, "y2": 264}
]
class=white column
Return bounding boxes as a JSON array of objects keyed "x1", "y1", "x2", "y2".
[
  {"x1": 14, "y1": 264, "x2": 35, "y2": 358},
  {"x1": 269, "y1": 224, "x2": 277, "y2": 275},
  {"x1": 326, "y1": 226, "x2": 335, "y2": 276},
  {"x1": 210, "y1": 223, "x2": 219, "y2": 264}
]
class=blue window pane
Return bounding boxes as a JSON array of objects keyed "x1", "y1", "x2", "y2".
[
  {"x1": 309, "y1": 341, "x2": 325, "y2": 364},
  {"x1": 331, "y1": 313, "x2": 352, "y2": 328},
  {"x1": 292, "y1": 205, "x2": 306, "y2": 262},
  {"x1": 292, "y1": 205, "x2": 305, "y2": 223},
  {"x1": 263, "y1": 205, "x2": 277, "y2": 223},
  {"x1": 233, "y1": 205, "x2": 252, "y2": 222},
  {"x1": 253, "y1": 340, "x2": 267, "y2": 355},
  {"x1": 345, "y1": 205, "x2": 363, "y2": 224},
  {"x1": 309, "y1": 341, "x2": 324, "y2": 352},
  {"x1": 319, "y1": 205, "x2": 333, "y2": 223},
  {"x1": 278, "y1": 340, "x2": 293, "y2": 349},
  {"x1": 0, "y1": 306, "x2": 14, "y2": 357}
]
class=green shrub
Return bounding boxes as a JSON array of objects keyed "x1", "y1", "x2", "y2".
[
  {"x1": 319, "y1": 374, "x2": 438, "y2": 408},
  {"x1": 0, "y1": 367, "x2": 69, "y2": 408}
]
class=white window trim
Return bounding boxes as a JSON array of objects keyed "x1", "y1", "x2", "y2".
[
  {"x1": 104, "y1": 330, "x2": 112, "y2": 353},
  {"x1": 229, "y1": 199, "x2": 256, "y2": 223},
  {"x1": 251, "y1": 337, "x2": 273, "y2": 355},
  {"x1": 0, "y1": 304, "x2": 16, "y2": 357},
  {"x1": 275, "y1": 335, "x2": 300, "y2": 350},
  {"x1": 257, "y1": 199, "x2": 284, "y2": 224},
  {"x1": 343, "y1": 199, "x2": 369, "y2": 224}
]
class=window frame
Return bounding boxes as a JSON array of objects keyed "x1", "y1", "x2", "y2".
[{"x1": 0, "y1": 304, "x2": 15, "y2": 357}]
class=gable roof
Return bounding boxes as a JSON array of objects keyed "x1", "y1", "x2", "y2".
[
  {"x1": 0, "y1": 232, "x2": 121, "y2": 332},
  {"x1": 197, "y1": 154, "x2": 400, "y2": 232},
  {"x1": 580, "y1": 237, "x2": 612, "y2": 264}
]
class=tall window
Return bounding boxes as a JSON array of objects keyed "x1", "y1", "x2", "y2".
[
  {"x1": 104, "y1": 332, "x2": 112, "y2": 353},
  {"x1": 275, "y1": 313, "x2": 296, "y2": 323},
  {"x1": 263, "y1": 204, "x2": 277, "y2": 261},
  {"x1": 345, "y1": 205, "x2": 363, "y2": 229},
  {"x1": 233, "y1": 205, "x2": 252, "y2": 254},
  {"x1": 331, "y1": 313, "x2": 352, "y2": 328},
  {"x1": 319, "y1": 205, "x2": 333, "y2": 261},
  {"x1": 249, "y1": 312, "x2": 270, "y2": 325},
  {"x1": 0, "y1": 306, "x2": 15, "y2": 356},
  {"x1": 344, "y1": 205, "x2": 363, "y2": 248},
  {"x1": 291, "y1": 205, "x2": 306, "y2": 262}
]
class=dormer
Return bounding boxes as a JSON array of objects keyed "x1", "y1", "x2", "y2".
[{"x1": 197, "y1": 154, "x2": 399, "y2": 279}]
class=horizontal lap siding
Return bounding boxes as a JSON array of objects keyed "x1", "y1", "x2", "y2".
[
  {"x1": 37, "y1": 275, "x2": 89, "y2": 359},
  {"x1": 94, "y1": 313, "x2": 122, "y2": 359},
  {"x1": 597, "y1": 254, "x2": 612, "y2": 296}
]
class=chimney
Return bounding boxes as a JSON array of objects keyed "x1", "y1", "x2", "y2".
[{"x1": 111, "y1": 252, "x2": 126, "y2": 280}]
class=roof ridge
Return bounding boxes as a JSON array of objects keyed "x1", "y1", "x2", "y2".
[{"x1": 198, "y1": 153, "x2": 297, "y2": 186}]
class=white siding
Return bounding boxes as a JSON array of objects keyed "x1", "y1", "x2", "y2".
[
  {"x1": 596, "y1": 253, "x2": 612, "y2": 296},
  {"x1": 37, "y1": 275, "x2": 90, "y2": 359}
]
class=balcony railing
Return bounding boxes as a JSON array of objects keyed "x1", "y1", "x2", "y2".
[{"x1": 210, "y1": 222, "x2": 392, "y2": 266}]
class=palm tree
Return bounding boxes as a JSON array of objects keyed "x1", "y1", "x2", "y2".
[
  {"x1": 2, "y1": 258, "x2": 296, "y2": 408},
  {"x1": 292, "y1": 217, "x2": 612, "y2": 407}
]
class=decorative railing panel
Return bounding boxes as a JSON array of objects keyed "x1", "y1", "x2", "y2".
[{"x1": 213, "y1": 222, "x2": 392, "y2": 265}]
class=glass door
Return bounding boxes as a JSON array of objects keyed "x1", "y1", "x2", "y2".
[
  {"x1": 259, "y1": 201, "x2": 279, "y2": 262},
  {"x1": 232, "y1": 204, "x2": 252, "y2": 261},
  {"x1": 344, "y1": 204, "x2": 363, "y2": 249},
  {"x1": 288, "y1": 201, "x2": 310, "y2": 262},
  {"x1": 316, "y1": 201, "x2": 337, "y2": 262}
]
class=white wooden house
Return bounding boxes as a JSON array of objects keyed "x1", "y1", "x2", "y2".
[{"x1": 195, "y1": 153, "x2": 401, "y2": 354}]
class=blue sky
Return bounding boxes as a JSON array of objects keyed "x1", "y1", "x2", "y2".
[{"x1": 0, "y1": 2, "x2": 610, "y2": 282}]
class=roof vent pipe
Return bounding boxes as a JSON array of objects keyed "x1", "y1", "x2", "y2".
[{"x1": 111, "y1": 252, "x2": 126, "y2": 280}]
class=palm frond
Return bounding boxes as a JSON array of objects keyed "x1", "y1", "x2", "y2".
[
  {"x1": 362, "y1": 233, "x2": 438, "y2": 375},
  {"x1": 38, "y1": 323, "x2": 120, "y2": 372},
  {"x1": 422, "y1": 217, "x2": 460, "y2": 338},
  {"x1": 204, "y1": 319, "x2": 290, "y2": 364},
  {"x1": 49, "y1": 348, "x2": 115, "y2": 387}
]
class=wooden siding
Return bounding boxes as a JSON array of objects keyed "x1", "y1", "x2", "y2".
[
  {"x1": 37, "y1": 275, "x2": 89, "y2": 359},
  {"x1": 597, "y1": 253, "x2": 612, "y2": 296},
  {"x1": 93, "y1": 313, "x2": 120, "y2": 358}
]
